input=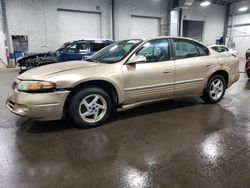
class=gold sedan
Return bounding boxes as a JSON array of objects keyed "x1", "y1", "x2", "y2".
[{"x1": 6, "y1": 37, "x2": 239, "y2": 128}]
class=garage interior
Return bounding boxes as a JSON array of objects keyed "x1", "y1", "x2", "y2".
[{"x1": 0, "y1": 0, "x2": 250, "y2": 187}]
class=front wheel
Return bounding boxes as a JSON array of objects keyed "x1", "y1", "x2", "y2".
[
  {"x1": 69, "y1": 87, "x2": 112, "y2": 128},
  {"x1": 201, "y1": 75, "x2": 226, "y2": 104}
]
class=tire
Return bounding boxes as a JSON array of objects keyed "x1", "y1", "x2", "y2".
[
  {"x1": 69, "y1": 87, "x2": 112, "y2": 128},
  {"x1": 201, "y1": 75, "x2": 226, "y2": 104}
]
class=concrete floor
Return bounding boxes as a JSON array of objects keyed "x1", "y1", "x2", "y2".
[{"x1": 0, "y1": 65, "x2": 249, "y2": 188}]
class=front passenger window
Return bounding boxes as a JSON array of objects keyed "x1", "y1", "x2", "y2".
[
  {"x1": 136, "y1": 39, "x2": 170, "y2": 63},
  {"x1": 65, "y1": 44, "x2": 78, "y2": 53}
]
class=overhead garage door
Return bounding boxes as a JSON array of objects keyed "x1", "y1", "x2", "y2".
[
  {"x1": 131, "y1": 16, "x2": 160, "y2": 38},
  {"x1": 227, "y1": 14, "x2": 250, "y2": 58},
  {"x1": 229, "y1": 25, "x2": 250, "y2": 58},
  {"x1": 57, "y1": 9, "x2": 101, "y2": 43}
]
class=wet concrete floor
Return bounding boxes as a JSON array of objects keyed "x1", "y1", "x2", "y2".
[{"x1": 0, "y1": 65, "x2": 249, "y2": 187}]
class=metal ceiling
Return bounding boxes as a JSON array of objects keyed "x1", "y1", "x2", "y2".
[{"x1": 196, "y1": 0, "x2": 239, "y2": 5}]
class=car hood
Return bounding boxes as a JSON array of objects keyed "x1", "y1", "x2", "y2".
[
  {"x1": 18, "y1": 52, "x2": 52, "y2": 61},
  {"x1": 17, "y1": 60, "x2": 106, "y2": 80}
]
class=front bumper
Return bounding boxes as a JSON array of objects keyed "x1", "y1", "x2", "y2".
[{"x1": 6, "y1": 89, "x2": 70, "y2": 121}]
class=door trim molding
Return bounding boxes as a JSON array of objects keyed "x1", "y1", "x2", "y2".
[
  {"x1": 125, "y1": 82, "x2": 174, "y2": 91},
  {"x1": 175, "y1": 78, "x2": 204, "y2": 85}
]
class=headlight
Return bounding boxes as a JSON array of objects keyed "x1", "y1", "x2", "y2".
[{"x1": 17, "y1": 80, "x2": 56, "y2": 92}]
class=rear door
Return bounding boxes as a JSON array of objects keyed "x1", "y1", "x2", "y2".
[{"x1": 172, "y1": 38, "x2": 214, "y2": 96}]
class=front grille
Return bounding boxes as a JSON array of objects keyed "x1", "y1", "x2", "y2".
[{"x1": 7, "y1": 100, "x2": 15, "y2": 109}]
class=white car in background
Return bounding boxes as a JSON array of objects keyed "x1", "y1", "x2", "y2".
[{"x1": 209, "y1": 45, "x2": 238, "y2": 57}]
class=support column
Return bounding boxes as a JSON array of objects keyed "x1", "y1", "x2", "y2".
[
  {"x1": 0, "y1": 0, "x2": 7, "y2": 68},
  {"x1": 223, "y1": 3, "x2": 230, "y2": 45},
  {"x1": 1, "y1": 0, "x2": 14, "y2": 68},
  {"x1": 111, "y1": 0, "x2": 115, "y2": 41}
]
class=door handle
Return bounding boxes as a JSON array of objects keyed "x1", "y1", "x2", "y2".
[
  {"x1": 163, "y1": 70, "x2": 173, "y2": 74},
  {"x1": 206, "y1": 64, "x2": 213, "y2": 67}
]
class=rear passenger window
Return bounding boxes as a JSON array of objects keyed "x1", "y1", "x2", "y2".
[
  {"x1": 173, "y1": 39, "x2": 209, "y2": 59},
  {"x1": 90, "y1": 43, "x2": 107, "y2": 52},
  {"x1": 211, "y1": 46, "x2": 219, "y2": 52},
  {"x1": 196, "y1": 43, "x2": 210, "y2": 56},
  {"x1": 173, "y1": 39, "x2": 200, "y2": 59},
  {"x1": 78, "y1": 43, "x2": 90, "y2": 53}
]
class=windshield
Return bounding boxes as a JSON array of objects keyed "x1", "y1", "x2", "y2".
[{"x1": 88, "y1": 39, "x2": 142, "y2": 63}]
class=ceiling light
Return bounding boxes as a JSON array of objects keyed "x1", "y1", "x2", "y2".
[
  {"x1": 238, "y1": 7, "x2": 248, "y2": 12},
  {"x1": 200, "y1": 1, "x2": 211, "y2": 7}
]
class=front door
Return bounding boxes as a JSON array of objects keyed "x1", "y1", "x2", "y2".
[{"x1": 123, "y1": 39, "x2": 175, "y2": 104}]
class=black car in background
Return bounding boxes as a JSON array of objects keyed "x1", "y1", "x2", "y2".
[
  {"x1": 17, "y1": 39, "x2": 113, "y2": 73},
  {"x1": 246, "y1": 48, "x2": 250, "y2": 60},
  {"x1": 246, "y1": 58, "x2": 250, "y2": 79},
  {"x1": 245, "y1": 48, "x2": 250, "y2": 79}
]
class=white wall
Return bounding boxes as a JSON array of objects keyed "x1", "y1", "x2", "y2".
[
  {"x1": 5, "y1": 0, "x2": 170, "y2": 53},
  {"x1": 5, "y1": 0, "x2": 112, "y2": 53},
  {"x1": 227, "y1": 0, "x2": 250, "y2": 58},
  {"x1": 114, "y1": 0, "x2": 168, "y2": 40},
  {"x1": 181, "y1": 1, "x2": 226, "y2": 46}
]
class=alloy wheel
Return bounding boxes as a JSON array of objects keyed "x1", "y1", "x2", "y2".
[
  {"x1": 78, "y1": 94, "x2": 107, "y2": 123},
  {"x1": 209, "y1": 79, "x2": 224, "y2": 100}
]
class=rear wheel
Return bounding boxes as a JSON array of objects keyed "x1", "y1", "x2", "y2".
[
  {"x1": 201, "y1": 75, "x2": 226, "y2": 104},
  {"x1": 69, "y1": 87, "x2": 112, "y2": 128}
]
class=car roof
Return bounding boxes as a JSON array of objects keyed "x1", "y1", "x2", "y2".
[
  {"x1": 208, "y1": 45, "x2": 228, "y2": 48},
  {"x1": 139, "y1": 36, "x2": 207, "y2": 47},
  {"x1": 69, "y1": 39, "x2": 114, "y2": 43},
  {"x1": 142, "y1": 36, "x2": 196, "y2": 41}
]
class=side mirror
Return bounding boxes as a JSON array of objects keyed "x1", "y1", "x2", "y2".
[{"x1": 127, "y1": 55, "x2": 147, "y2": 65}]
